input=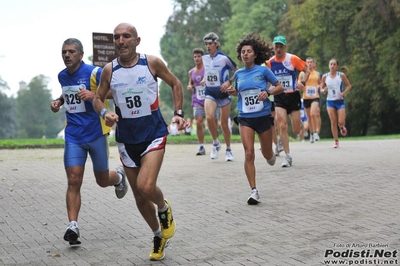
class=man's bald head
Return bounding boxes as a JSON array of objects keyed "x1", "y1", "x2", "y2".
[{"x1": 114, "y1": 23, "x2": 138, "y2": 38}]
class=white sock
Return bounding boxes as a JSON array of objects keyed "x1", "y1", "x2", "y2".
[
  {"x1": 117, "y1": 172, "x2": 123, "y2": 185},
  {"x1": 69, "y1": 221, "x2": 78, "y2": 227},
  {"x1": 158, "y1": 203, "x2": 168, "y2": 213},
  {"x1": 153, "y1": 228, "x2": 162, "y2": 238}
]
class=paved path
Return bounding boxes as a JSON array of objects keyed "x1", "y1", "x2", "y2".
[{"x1": 0, "y1": 139, "x2": 399, "y2": 266}]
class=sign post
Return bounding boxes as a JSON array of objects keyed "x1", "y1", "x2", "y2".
[{"x1": 92, "y1": 32, "x2": 116, "y2": 67}]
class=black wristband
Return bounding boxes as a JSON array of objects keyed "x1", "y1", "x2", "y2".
[
  {"x1": 301, "y1": 81, "x2": 306, "y2": 86},
  {"x1": 174, "y1": 109, "x2": 184, "y2": 118},
  {"x1": 266, "y1": 90, "x2": 271, "y2": 97}
]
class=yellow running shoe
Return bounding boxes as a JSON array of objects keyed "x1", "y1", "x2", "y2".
[
  {"x1": 158, "y1": 199, "x2": 176, "y2": 239},
  {"x1": 149, "y1": 236, "x2": 170, "y2": 261}
]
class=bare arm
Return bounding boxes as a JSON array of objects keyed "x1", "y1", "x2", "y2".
[
  {"x1": 340, "y1": 73, "x2": 352, "y2": 96},
  {"x1": 297, "y1": 71, "x2": 305, "y2": 93},
  {"x1": 147, "y1": 55, "x2": 186, "y2": 129},
  {"x1": 224, "y1": 66, "x2": 239, "y2": 91},
  {"x1": 320, "y1": 75, "x2": 327, "y2": 94},
  {"x1": 93, "y1": 63, "x2": 112, "y2": 113},
  {"x1": 187, "y1": 70, "x2": 194, "y2": 91},
  {"x1": 301, "y1": 65, "x2": 310, "y2": 83},
  {"x1": 93, "y1": 63, "x2": 119, "y2": 126},
  {"x1": 317, "y1": 71, "x2": 322, "y2": 85},
  {"x1": 296, "y1": 66, "x2": 310, "y2": 91}
]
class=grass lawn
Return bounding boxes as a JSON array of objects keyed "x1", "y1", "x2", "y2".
[{"x1": 0, "y1": 134, "x2": 399, "y2": 149}]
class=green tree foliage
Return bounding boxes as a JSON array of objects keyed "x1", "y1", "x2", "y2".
[
  {"x1": 159, "y1": 0, "x2": 232, "y2": 121},
  {"x1": 0, "y1": 92, "x2": 17, "y2": 139},
  {"x1": 222, "y1": 0, "x2": 287, "y2": 120},
  {"x1": 15, "y1": 75, "x2": 62, "y2": 138},
  {"x1": 160, "y1": 0, "x2": 399, "y2": 136},
  {"x1": 0, "y1": 76, "x2": 17, "y2": 139},
  {"x1": 282, "y1": 0, "x2": 400, "y2": 136},
  {"x1": 223, "y1": 0, "x2": 287, "y2": 60}
]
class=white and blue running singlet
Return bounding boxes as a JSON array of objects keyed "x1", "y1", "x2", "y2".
[
  {"x1": 268, "y1": 53, "x2": 299, "y2": 93},
  {"x1": 110, "y1": 54, "x2": 168, "y2": 144},
  {"x1": 202, "y1": 50, "x2": 237, "y2": 99},
  {"x1": 325, "y1": 72, "x2": 344, "y2": 101}
]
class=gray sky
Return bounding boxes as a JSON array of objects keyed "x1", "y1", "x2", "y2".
[{"x1": 0, "y1": 0, "x2": 173, "y2": 98}]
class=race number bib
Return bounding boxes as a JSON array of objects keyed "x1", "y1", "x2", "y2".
[
  {"x1": 277, "y1": 76, "x2": 293, "y2": 92},
  {"x1": 205, "y1": 70, "x2": 220, "y2": 87},
  {"x1": 62, "y1": 85, "x2": 86, "y2": 113},
  {"x1": 327, "y1": 85, "x2": 340, "y2": 100},
  {"x1": 195, "y1": 85, "x2": 205, "y2": 100},
  {"x1": 305, "y1": 86, "x2": 317, "y2": 97},
  {"x1": 115, "y1": 86, "x2": 151, "y2": 119},
  {"x1": 240, "y1": 89, "x2": 263, "y2": 113}
]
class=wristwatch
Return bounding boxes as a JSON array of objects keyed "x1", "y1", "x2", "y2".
[{"x1": 174, "y1": 109, "x2": 184, "y2": 118}]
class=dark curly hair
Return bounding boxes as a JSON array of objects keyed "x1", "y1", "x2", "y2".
[{"x1": 235, "y1": 32, "x2": 273, "y2": 65}]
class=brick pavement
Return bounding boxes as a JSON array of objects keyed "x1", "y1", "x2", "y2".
[{"x1": 0, "y1": 139, "x2": 399, "y2": 266}]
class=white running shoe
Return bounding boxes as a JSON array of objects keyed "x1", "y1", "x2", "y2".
[
  {"x1": 274, "y1": 145, "x2": 280, "y2": 156},
  {"x1": 281, "y1": 154, "x2": 292, "y2": 167},
  {"x1": 267, "y1": 153, "x2": 276, "y2": 166},
  {"x1": 225, "y1": 149, "x2": 234, "y2": 162},
  {"x1": 210, "y1": 142, "x2": 221, "y2": 159},
  {"x1": 314, "y1": 132, "x2": 320, "y2": 141},
  {"x1": 247, "y1": 189, "x2": 260, "y2": 205},
  {"x1": 115, "y1": 165, "x2": 128, "y2": 199},
  {"x1": 196, "y1": 146, "x2": 206, "y2": 155},
  {"x1": 278, "y1": 139, "x2": 284, "y2": 152},
  {"x1": 64, "y1": 222, "x2": 81, "y2": 245},
  {"x1": 310, "y1": 135, "x2": 314, "y2": 143}
]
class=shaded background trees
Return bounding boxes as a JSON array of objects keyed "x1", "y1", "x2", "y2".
[
  {"x1": 159, "y1": 0, "x2": 400, "y2": 137},
  {"x1": 15, "y1": 75, "x2": 63, "y2": 139},
  {"x1": 159, "y1": 0, "x2": 232, "y2": 123},
  {"x1": 0, "y1": 77, "x2": 17, "y2": 139},
  {"x1": 0, "y1": 0, "x2": 399, "y2": 138}
]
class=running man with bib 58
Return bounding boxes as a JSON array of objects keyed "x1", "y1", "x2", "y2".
[{"x1": 93, "y1": 23, "x2": 185, "y2": 261}]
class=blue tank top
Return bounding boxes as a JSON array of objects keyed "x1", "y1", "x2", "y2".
[{"x1": 58, "y1": 61, "x2": 109, "y2": 144}]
